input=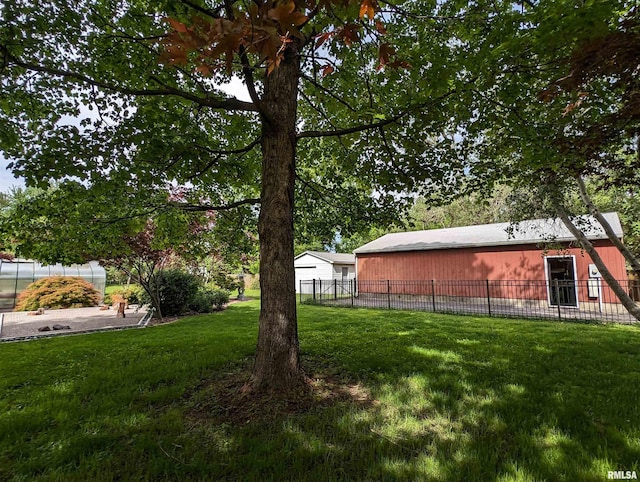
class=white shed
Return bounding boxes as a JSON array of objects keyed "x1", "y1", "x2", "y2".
[{"x1": 294, "y1": 251, "x2": 356, "y2": 293}]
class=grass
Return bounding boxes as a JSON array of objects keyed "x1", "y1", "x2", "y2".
[
  {"x1": 1, "y1": 301, "x2": 639, "y2": 481},
  {"x1": 104, "y1": 285, "x2": 125, "y2": 295}
]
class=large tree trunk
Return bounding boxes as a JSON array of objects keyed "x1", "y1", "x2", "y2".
[
  {"x1": 556, "y1": 203, "x2": 640, "y2": 321},
  {"x1": 249, "y1": 42, "x2": 307, "y2": 393},
  {"x1": 575, "y1": 175, "x2": 640, "y2": 277}
]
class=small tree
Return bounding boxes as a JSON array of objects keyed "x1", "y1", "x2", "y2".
[{"x1": 104, "y1": 223, "x2": 173, "y2": 319}]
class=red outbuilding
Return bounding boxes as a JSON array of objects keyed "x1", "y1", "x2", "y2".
[{"x1": 354, "y1": 213, "x2": 627, "y2": 308}]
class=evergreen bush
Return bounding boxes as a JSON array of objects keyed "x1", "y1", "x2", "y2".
[
  {"x1": 188, "y1": 287, "x2": 229, "y2": 313},
  {"x1": 211, "y1": 289, "x2": 230, "y2": 310},
  {"x1": 143, "y1": 269, "x2": 201, "y2": 317}
]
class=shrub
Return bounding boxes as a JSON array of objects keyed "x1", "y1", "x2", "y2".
[
  {"x1": 137, "y1": 270, "x2": 230, "y2": 317},
  {"x1": 142, "y1": 269, "x2": 201, "y2": 317},
  {"x1": 105, "y1": 285, "x2": 143, "y2": 306},
  {"x1": 211, "y1": 289, "x2": 230, "y2": 310},
  {"x1": 188, "y1": 288, "x2": 229, "y2": 313},
  {"x1": 15, "y1": 276, "x2": 101, "y2": 311},
  {"x1": 210, "y1": 271, "x2": 242, "y2": 292}
]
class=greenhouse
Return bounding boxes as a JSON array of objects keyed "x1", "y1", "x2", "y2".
[{"x1": 0, "y1": 259, "x2": 106, "y2": 311}]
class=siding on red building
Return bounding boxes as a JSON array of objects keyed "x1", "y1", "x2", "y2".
[
  {"x1": 357, "y1": 242, "x2": 626, "y2": 282},
  {"x1": 356, "y1": 241, "x2": 627, "y2": 302},
  {"x1": 353, "y1": 213, "x2": 627, "y2": 305}
]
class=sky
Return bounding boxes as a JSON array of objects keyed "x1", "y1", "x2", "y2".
[
  {"x1": 0, "y1": 155, "x2": 24, "y2": 193},
  {"x1": 0, "y1": 77, "x2": 251, "y2": 194}
]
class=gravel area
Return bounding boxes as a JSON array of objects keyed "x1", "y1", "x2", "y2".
[{"x1": 0, "y1": 306, "x2": 150, "y2": 341}]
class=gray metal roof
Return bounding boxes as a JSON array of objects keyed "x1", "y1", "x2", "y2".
[
  {"x1": 354, "y1": 212, "x2": 623, "y2": 254},
  {"x1": 295, "y1": 251, "x2": 356, "y2": 265}
]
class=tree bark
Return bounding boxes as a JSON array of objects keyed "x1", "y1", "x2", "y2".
[
  {"x1": 556, "y1": 203, "x2": 640, "y2": 321},
  {"x1": 575, "y1": 175, "x2": 640, "y2": 277},
  {"x1": 249, "y1": 42, "x2": 307, "y2": 393}
]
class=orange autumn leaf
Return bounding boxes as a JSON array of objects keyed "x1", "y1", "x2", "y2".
[
  {"x1": 195, "y1": 64, "x2": 213, "y2": 76},
  {"x1": 321, "y1": 64, "x2": 334, "y2": 76},
  {"x1": 268, "y1": 1, "x2": 308, "y2": 32},
  {"x1": 359, "y1": 0, "x2": 377, "y2": 19},
  {"x1": 388, "y1": 59, "x2": 412, "y2": 69},
  {"x1": 315, "y1": 31, "x2": 334, "y2": 49},
  {"x1": 562, "y1": 92, "x2": 588, "y2": 116},
  {"x1": 162, "y1": 4, "x2": 400, "y2": 78},
  {"x1": 160, "y1": 43, "x2": 189, "y2": 65},
  {"x1": 377, "y1": 42, "x2": 395, "y2": 69},
  {"x1": 336, "y1": 23, "x2": 360, "y2": 46},
  {"x1": 166, "y1": 17, "x2": 189, "y2": 33}
]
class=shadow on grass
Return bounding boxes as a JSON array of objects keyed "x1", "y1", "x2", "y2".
[
  {"x1": 0, "y1": 302, "x2": 639, "y2": 480},
  {"x1": 291, "y1": 307, "x2": 640, "y2": 480}
]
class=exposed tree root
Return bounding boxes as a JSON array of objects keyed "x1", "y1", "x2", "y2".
[{"x1": 185, "y1": 358, "x2": 377, "y2": 426}]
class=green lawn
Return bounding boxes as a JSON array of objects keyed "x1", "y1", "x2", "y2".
[
  {"x1": 104, "y1": 285, "x2": 125, "y2": 295},
  {"x1": 1, "y1": 301, "x2": 639, "y2": 481}
]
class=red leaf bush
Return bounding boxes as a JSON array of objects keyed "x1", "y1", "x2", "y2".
[{"x1": 14, "y1": 276, "x2": 101, "y2": 311}]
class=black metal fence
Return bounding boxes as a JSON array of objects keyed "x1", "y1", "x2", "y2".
[{"x1": 299, "y1": 278, "x2": 640, "y2": 324}]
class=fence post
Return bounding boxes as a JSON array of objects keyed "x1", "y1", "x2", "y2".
[
  {"x1": 351, "y1": 278, "x2": 354, "y2": 307},
  {"x1": 554, "y1": 279, "x2": 561, "y2": 320},
  {"x1": 431, "y1": 279, "x2": 436, "y2": 312},
  {"x1": 313, "y1": 279, "x2": 316, "y2": 301},
  {"x1": 334, "y1": 279, "x2": 337, "y2": 300},
  {"x1": 319, "y1": 279, "x2": 322, "y2": 301},
  {"x1": 486, "y1": 279, "x2": 492, "y2": 317},
  {"x1": 387, "y1": 280, "x2": 391, "y2": 309}
]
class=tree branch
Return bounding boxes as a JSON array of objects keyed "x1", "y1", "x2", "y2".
[
  {"x1": 96, "y1": 195, "x2": 260, "y2": 222},
  {"x1": 297, "y1": 111, "x2": 406, "y2": 139},
  {"x1": 172, "y1": 198, "x2": 261, "y2": 211},
  {"x1": 93, "y1": 206, "x2": 164, "y2": 225},
  {"x1": 556, "y1": 199, "x2": 640, "y2": 321},
  {"x1": 239, "y1": 47, "x2": 263, "y2": 108},
  {"x1": 297, "y1": 90, "x2": 364, "y2": 163},
  {"x1": 575, "y1": 175, "x2": 640, "y2": 277},
  {"x1": 3, "y1": 49, "x2": 257, "y2": 112},
  {"x1": 179, "y1": 0, "x2": 225, "y2": 19},
  {"x1": 300, "y1": 74, "x2": 357, "y2": 112},
  {"x1": 297, "y1": 91, "x2": 457, "y2": 139},
  {"x1": 299, "y1": 90, "x2": 335, "y2": 128},
  {"x1": 188, "y1": 137, "x2": 262, "y2": 180}
]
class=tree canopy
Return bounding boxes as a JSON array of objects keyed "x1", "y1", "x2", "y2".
[
  {"x1": 453, "y1": 1, "x2": 640, "y2": 319},
  {"x1": 0, "y1": 0, "x2": 476, "y2": 394}
]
